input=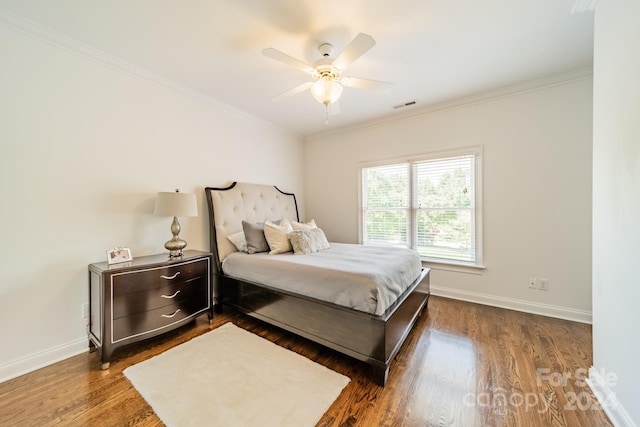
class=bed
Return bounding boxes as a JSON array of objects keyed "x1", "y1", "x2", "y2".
[{"x1": 204, "y1": 182, "x2": 430, "y2": 385}]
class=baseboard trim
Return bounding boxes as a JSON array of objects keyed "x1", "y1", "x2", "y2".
[
  {"x1": 0, "y1": 288, "x2": 593, "y2": 383},
  {"x1": 586, "y1": 367, "x2": 637, "y2": 427},
  {"x1": 430, "y1": 286, "x2": 592, "y2": 324},
  {"x1": 0, "y1": 337, "x2": 88, "y2": 384}
]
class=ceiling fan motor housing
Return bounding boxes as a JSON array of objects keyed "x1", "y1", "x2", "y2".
[{"x1": 313, "y1": 57, "x2": 340, "y2": 81}]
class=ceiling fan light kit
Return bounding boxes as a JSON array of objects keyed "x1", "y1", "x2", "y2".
[
  {"x1": 311, "y1": 78, "x2": 343, "y2": 105},
  {"x1": 262, "y1": 33, "x2": 391, "y2": 122}
]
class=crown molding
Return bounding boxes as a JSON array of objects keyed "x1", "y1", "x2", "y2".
[
  {"x1": 0, "y1": 7, "x2": 296, "y2": 136},
  {"x1": 0, "y1": 7, "x2": 590, "y2": 141},
  {"x1": 307, "y1": 66, "x2": 593, "y2": 140}
]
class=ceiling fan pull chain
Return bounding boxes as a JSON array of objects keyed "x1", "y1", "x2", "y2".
[{"x1": 325, "y1": 104, "x2": 330, "y2": 125}]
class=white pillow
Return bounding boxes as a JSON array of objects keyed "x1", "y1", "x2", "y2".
[
  {"x1": 264, "y1": 218, "x2": 293, "y2": 254},
  {"x1": 292, "y1": 219, "x2": 317, "y2": 231},
  {"x1": 227, "y1": 231, "x2": 248, "y2": 252}
]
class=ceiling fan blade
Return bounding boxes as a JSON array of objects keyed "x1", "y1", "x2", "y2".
[
  {"x1": 341, "y1": 76, "x2": 392, "y2": 90},
  {"x1": 269, "y1": 81, "x2": 313, "y2": 102},
  {"x1": 262, "y1": 48, "x2": 315, "y2": 74},
  {"x1": 332, "y1": 33, "x2": 376, "y2": 71}
]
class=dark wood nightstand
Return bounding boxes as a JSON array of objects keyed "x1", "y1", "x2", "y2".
[{"x1": 88, "y1": 250, "x2": 213, "y2": 369}]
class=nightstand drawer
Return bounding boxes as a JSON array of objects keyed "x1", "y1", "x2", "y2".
[
  {"x1": 112, "y1": 258, "x2": 208, "y2": 296},
  {"x1": 112, "y1": 297, "x2": 207, "y2": 342},
  {"x1": 112, "y1": 275, "x2": 207, "y2": 319}
]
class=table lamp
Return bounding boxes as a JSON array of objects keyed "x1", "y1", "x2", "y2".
[{"x1": 154, "y1": 189, "x2": 198, "y2": 257}]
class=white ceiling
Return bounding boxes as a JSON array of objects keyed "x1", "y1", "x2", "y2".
[{"x1": 0, "y1": 0, "x2": 594, "y2": 136}]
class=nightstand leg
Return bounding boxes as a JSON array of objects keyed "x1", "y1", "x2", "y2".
[{"x1": 101, "y1": 362, "x2": 110, "y2": 370}]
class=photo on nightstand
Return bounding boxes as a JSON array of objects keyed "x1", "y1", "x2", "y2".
[{"x1": 107, "y1": 247, "x2": 132, "y2": 264}]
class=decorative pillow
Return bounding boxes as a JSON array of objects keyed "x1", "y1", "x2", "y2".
[
  {"x1": 242, "y1": 221, "x2": 270, "y2": 254},
  {"x1": 226, "y1": 231, "x2": 248, "y2": 253},
  {"x1": 289, "y1": 228, "x2": 330, "y2": 255},
  {"x1": 264, "y1": 218, "x2": 293, "y2": 254},
  {"x1": 292, "y1": 219, "x2": 317, "y2": 231}
]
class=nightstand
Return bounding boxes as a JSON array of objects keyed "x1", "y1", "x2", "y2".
[{"x1": 88, "y1": 250, "x2": 213, "y2": 369}]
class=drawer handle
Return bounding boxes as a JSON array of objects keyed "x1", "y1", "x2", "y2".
[
  {"x1": 161, "y1": 290, "x2": 181, "y2": 299},
  {"x1": 161, "y1": 309, "x2": 181, "y2": 319},
  {"x1": 160, "y1": 272, "x2": 181, "y2": 280}
]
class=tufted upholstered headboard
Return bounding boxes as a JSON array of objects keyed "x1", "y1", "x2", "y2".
[{"x1": 204, "y1": 182, "x2": 299, "y2": 271}]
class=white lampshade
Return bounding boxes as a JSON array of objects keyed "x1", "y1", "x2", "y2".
[
  {"x1": 311, "y1": 78, "x2": 343, "y2": 105},
  {"x1": 154, "y1": 190, "x2": 198, "y2": 217}
]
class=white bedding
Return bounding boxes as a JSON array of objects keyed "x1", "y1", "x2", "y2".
[{"x1": 221, "y1": 243, "x2": 422, "y2": 315}]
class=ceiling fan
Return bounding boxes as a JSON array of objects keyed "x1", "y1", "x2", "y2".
[{"x1": 262, "y1": 33, "x2": 391, "y2": 119}]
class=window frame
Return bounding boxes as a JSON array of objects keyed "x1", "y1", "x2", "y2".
[{"x1": 358, "y1": 146, "x2": 484, "y2": 268}]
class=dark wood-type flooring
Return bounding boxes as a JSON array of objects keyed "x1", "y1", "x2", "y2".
[{"x1": 0, "y1": 296, "x2": 612, "y2": 426}]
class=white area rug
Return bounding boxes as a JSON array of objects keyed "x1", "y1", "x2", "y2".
[{"x1": 124, "y1": 322, "x2": 350, "y2": 427}]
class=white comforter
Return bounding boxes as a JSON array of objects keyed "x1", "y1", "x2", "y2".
[{"x1": 221, "y1": 243, "x2": 422, "y2": 315}]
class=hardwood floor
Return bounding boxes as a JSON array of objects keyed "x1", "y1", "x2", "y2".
[{"x1": 0, "y1": 296, "x2": 612, "y2": 427}]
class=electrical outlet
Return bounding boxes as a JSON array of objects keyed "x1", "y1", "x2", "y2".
[
  {"x1": 82, "y1": 303, "x2": 89, "y2": 319},
  {"x1": 538, "y1": 278, "x2": 549, "y2": 291},
  {"x1": 528, "y1": 278, "x2": 537, "y2": 289}
]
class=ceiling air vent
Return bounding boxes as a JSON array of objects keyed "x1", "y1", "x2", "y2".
[{"x1": 393, "y1": 100, "x2": 417, "y2": 109}]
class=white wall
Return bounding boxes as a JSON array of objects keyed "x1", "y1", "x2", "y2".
[
  {"x1": 0, "y1": 23, "x2": 304, "y2": 381},
  {"x1": 590, "y1": 0, "x2": 640, "y2": 425},
  {"x1": 304, "y1": 76, "x2": 593, "y2": 322}
]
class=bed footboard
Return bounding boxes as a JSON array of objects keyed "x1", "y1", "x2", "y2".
[{"x1": 218, "y1": 268, "x2": 430, "y2": 386}]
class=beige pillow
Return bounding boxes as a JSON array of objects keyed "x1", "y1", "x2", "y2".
[
  {"x1": 264, "y1": 218, "x2": 293, "y2": 254},
  {"x1": 289, "y1": 228, "x2": 330, "y2": 255},
  {"x1": 292, "y1": 219, "x2": 317, "y2": 231}
]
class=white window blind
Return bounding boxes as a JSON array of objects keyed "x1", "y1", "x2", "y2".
[
  {"x1": 360, "y1": 148, "x2": 482, "y2": 266},
  {"x1": 414, "y1": 155, "x2": 475, "y2": 262},
  {"x1": 362, "y1": 163, "x2": 410, "y2": 247}
]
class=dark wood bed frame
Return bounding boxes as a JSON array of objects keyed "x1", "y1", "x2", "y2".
[{"x1": 205, "y1": 182, "x2": 430, "y2": 385}]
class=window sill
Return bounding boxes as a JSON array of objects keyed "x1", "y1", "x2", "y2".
[{"x1": 421, "y1": 258, "x2": 485, "y2": 275}]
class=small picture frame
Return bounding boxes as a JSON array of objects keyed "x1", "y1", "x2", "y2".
[{"x1": 107, "y1": 247, "x2": 133, "y2": 264}]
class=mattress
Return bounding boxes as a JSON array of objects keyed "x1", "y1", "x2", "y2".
[{"x1": 221, "y1": 243, "x2": 422, "y2": 315}]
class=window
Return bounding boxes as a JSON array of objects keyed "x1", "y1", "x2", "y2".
[{"x1": 360, "y1": 147, "x2": 483, "y2": 267}]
